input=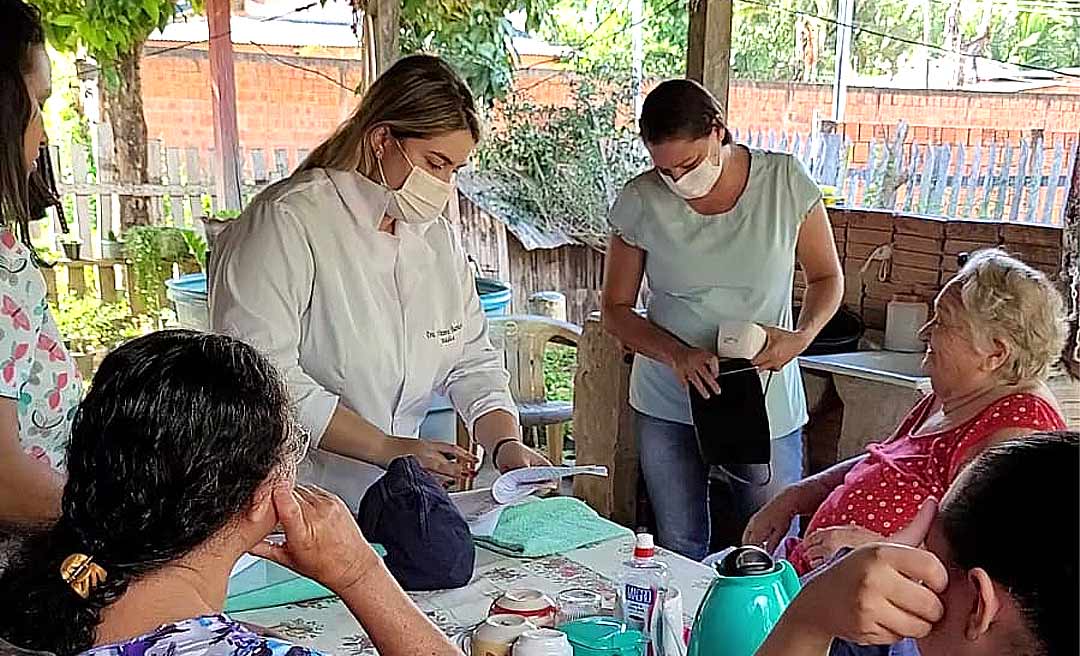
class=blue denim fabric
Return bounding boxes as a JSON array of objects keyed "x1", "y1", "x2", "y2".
[{"x1": 635, "y1": 410, "x2": 804, "y2": 560}]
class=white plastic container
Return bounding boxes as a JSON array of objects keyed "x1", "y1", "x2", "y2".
[{"x1": 885, "y1": 296, "x2": 929, "y2": 352}]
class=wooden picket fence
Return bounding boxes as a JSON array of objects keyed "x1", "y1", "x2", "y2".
[
  {"x1": 41, "y1": 122, "x2": 1072, "y2": 306},
  {"x1": 734, "y1": 123, "x2": 1076, "y2": 225},
  {"x1": 41, "y1": 132, "x2": 309, "y2": 304}
]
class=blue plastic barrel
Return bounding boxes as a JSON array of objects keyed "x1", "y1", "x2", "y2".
[
  {"x1": 165, "y1": 273, "x2": 211, "y2": 330},
  {"x1": 476, "y1": 278, "x2": 512, "y2": 316}
]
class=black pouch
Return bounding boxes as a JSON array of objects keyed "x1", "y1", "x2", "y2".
[{"x1": 689, "y1": 358, "x2": 772, "y2": 466}]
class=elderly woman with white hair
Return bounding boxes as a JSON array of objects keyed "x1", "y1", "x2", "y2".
[{"x1": 745, "y1": 249, "x2": 1068, "y2": 574}]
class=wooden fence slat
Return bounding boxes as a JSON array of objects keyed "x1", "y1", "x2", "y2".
[
  {"x1": 947, "y1": 143, "x2": 965, "y2": 218},
  {"x1": 274, "y1": 148, "x2": 290, "y2": 180},
  {"x1": 980, "y1": 141, "x2": 998, "y2": 219},
  {"x1": 994, "y1": 144, "x2": 1013, "y2": 221},
  {"x1": 927, "y1": 145, "x2": 951, "y2": 215},
  {"x1": 1008, "y1": 140, "x2": 1029, "y2": 222},
  {"x1": 147, "y1": 140, "x2": 167, "y2": 224},
  {"x1": 1059, "y1": 141, "x2": 1078, "y2": 226},
  {"x1": 96, "y1": 126, "x2": 118, "y2": 242},
  {"x1": 100, "y1": 265, "x2": 118, "y2": 303},
  {"x1": 251, "y1": 148, "x2": 268, "y2": 184},
  {"x1": 48, "y1": 144, "x2": 66, "y2": 236},
  {"x1": 166, "y1": 148, "x2": 188, "y2": 228},
  {"x1": 862, "y1": 139, "x2": 878, "y2": 206},
  {"x1": 185, "y1": 148, "x2": 208, "y2": 219},
  {"x1": 1041, "y1": 142, "x2": 1064, "y2": 224},
  {"x1": 963, "y1": 144, "x2": 982, "y2": 219},
  {"x1": 903, "y1": 144, "x2": 921, "y2": 213},
  {"x1": 71, "y1": 144, "x2": 94, "y2": 254},
  {"x1": 1024, "y1": 133, "x2": 1044, "y2": 224},
  {"x1": 920, "y1": 144, "x2": 937, "y2": 213}
]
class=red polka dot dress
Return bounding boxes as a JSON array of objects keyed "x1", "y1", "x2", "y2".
[{"x1": 788, "y1": 392, "x2": 1065, "y2": 574}]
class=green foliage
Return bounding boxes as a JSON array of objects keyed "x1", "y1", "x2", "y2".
[
  {"x1": 474, "y1": 64, "x2": 648, "y2": 240},
  {"x1": 123, "y1": 225, "x2": 193, "y2": 315},
  {"x1": 400, "y1": 0, "x2": 553, "y2": 103},
  {"x1": 53, "y1": 295, "x2": 145, "y2": 353},
  {"x1": 543, "y1": 344, "x2": 576, "y2": 403},
  {"x1": 540, "y1": 0, "x2": 688, "y2": 79},
  {"x1": 31, "y1": 0, "x2": 176, "y2": 65},
  {"x1": 180, "y1": 228, "x2": 208, "y2": 271}
]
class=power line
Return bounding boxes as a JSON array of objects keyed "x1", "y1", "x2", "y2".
[
  {"x1": 69, "y1": 1, "x2": 322, "y2": 80},
  {"x1": 250, "y1": 41, "x2": 355, "y2": 91},
  {"x1": 513, "y1": 0, "x2": 685, "y2": 95},
  {"x1": 737, "y1": 0, "x2": 1080, "y2": 79}
]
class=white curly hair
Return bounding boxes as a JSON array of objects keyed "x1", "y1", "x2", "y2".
[{"x1": 948, "y1": 248, "x2": 1066, "y2": 384}]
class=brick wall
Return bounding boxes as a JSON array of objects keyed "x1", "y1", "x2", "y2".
[
  {"x1": 796, "y1": 208, "x2": 1064, "y2": 330},
  {"x1": 140, "y1": 43, "x2": 364, "y2": 168},
  {"x1": 142, "y1": 55, "x2": 1079, "y2": 167}
]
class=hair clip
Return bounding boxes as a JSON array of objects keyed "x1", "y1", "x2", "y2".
[{"x1": 60, "y1": 553, "x2": 107, "y2": 599}]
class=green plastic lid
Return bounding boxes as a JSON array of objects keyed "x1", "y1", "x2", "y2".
[{"x1": 560, "y1": 617, "x2": 645, "y2": 655}]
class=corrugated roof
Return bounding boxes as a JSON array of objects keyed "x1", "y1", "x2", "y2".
[{"x1": 456, "y1": 170, "x2": 581, "y2": 251}]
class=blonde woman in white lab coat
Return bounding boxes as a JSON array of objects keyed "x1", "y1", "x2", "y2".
[{"x1": 209, "y1": 55, "x2": 549, "y2": 507}]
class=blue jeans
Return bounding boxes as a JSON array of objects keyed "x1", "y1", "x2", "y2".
[{"x1": 635, "y1": 410, "x2": 804, "y2": 561}]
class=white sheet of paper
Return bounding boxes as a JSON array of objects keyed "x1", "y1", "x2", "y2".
[
  {"x1": 450, "y1": 488, "x2": 506, "y2": 536},
  {"x1": 491, "y1": 465, "x2": 608, "y2": 504}
]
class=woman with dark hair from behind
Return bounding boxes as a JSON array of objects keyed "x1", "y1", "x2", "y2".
[
  {"x1": 0, "y1": 330, "x2": 461, "y2": 656},
  {"x1": 0, "y1": 0, "x2": 82, "y2": 537}
]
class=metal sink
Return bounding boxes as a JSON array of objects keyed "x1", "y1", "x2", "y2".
[{"x1": 800, "y1": 350, "x2": 931, "y2": 391}]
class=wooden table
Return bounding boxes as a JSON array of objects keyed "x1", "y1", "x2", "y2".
[{"x1": 233, "y1": 534, "x2": 715, "y2": 654}]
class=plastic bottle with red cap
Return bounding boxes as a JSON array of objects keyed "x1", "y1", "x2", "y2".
[{"x1": 616, "y1": 533, "x2": 670, "y2": 654}]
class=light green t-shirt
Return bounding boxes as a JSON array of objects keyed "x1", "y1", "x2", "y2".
[{"x1": 609, "y1": 149, "x2": 821, "y2": 438}]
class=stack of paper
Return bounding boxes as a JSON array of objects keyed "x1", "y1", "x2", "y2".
[{"x1": 451, "y1": 465, "x2": 608, "y2": 537}]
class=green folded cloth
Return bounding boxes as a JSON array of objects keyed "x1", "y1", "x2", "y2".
[
  {"x1": 475, "y1": 497, "x2": 631, "y2": 558},
  {"x1": 225, "y1": 544, "x2": 387, "y2": 612}
]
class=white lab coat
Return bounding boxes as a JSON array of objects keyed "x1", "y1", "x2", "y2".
[{"x1": 208, "y1": 167, "x2": 517, "y2": 509}]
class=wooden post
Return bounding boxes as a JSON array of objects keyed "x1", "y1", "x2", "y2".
[
  {"x1": 369, "y1": 0, "x2": 400, "y2": 76},
  {"x1": 572, "y1": 314, "x2": 638, "y2": 527},
  {"x1": 831, "y1": 0, "x2": 855, "y2": 122},
  {"x1": 686, "y1": 0, "x2": 734, "y2": 113},
  {"x1": 528, "y1": 291, "x2": 567, "y2": 321},
  {"x1": 208, "y1": 0, "x2": 243, "y2": 212},
  {"x1": 1062, "y1": 141, "x2": 1079, "y2": 377}
]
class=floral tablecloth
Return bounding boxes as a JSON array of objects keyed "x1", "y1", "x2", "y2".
[{"x1": 233, "y1": 534, "x2": 716, "y2": 654}]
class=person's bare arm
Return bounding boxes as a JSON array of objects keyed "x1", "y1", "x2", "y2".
[
  {"x1": 339, "y1": 564, "x2": 462, "y2": 656},
  {"x1": 0, "y1": 398, "x2": 63, "y2": 523},
  {"x1": 601, "y1": 236, "x2": 720, "y2": 398},
  {"x1": 319, "y1": 404, "x2": 474, "y2": 483},
  {"x1": 752, "y1": 201, "x2": 843, "y2": 371},
  {"x1": 252, "y1": 485, "x2": 462, "y2": 656}
]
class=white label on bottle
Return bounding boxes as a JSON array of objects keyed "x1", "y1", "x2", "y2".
[{"x1": 623, "y1": 584, "x2": 656, "y2": 629}]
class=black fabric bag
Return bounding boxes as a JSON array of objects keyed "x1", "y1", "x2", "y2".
[
  {"x1": 356, "y1": 455, "x2": 475, "y2": 591},
  {"x1": 689, "y1": 358, "x2": 772, "y2": 466}
]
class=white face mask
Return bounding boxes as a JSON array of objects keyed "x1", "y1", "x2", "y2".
[
  {"x1": 658, "y1": 136, "x2": 723, "y2": 200},
  {"x1": 379, "y1": 140, "x2": 454, "y2": 224}
]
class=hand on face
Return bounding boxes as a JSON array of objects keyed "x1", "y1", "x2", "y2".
[{"x1": 249, "y1": 483, "x2": 382, "y2": 595}]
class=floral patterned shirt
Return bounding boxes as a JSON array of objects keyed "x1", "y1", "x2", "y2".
[
  {"x1": 80, "y1": 614, "x2": 327, "y2": 656},
  {"x1": 0, "y1": 229, "x2": 81, "y2": 470}
]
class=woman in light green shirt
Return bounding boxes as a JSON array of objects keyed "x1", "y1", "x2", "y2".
[{"x1": 601, "y1": 80, "x2": 843, "y2": 560}]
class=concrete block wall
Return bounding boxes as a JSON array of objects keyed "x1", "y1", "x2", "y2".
[{"x1": 796, "y1": 208, "x2": 1063, "y2": 330}]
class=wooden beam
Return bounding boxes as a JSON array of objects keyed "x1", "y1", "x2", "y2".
[
  {"x1": 208, "y1": 0, "x2": 243, "y2": 212},
  {"x1": 686, "y1": 0, "x2": 734, "y2": 113},
  {"x1": 369, "y1": 0, "x2": 400, "y2": 75},
  {"x1": 1062, "y1": 141, "x2": 1079, "y2": 377}
]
